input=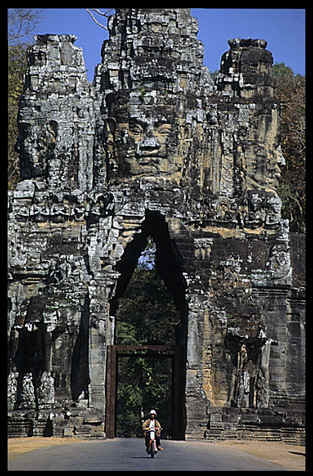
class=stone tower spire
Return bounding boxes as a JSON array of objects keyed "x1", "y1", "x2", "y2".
[
  {"x1": 216, "y1": 38, "x2": 274, "y2": 98},
  {"x1": 93, "y1": 8, "x2": 213, "y2": 188},
  {"x1": 94, "y1": 8, "x2": 212, "y2": 95},
  {"x1": 16, "y1": 34, "x2": 95, "y2": 192}
]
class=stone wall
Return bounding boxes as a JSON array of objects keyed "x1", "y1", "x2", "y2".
[{"x1": 8, "y1": 8, "x2": 305, "y2": 441}]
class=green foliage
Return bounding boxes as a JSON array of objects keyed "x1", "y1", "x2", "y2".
[
  {"x1": 116, "y1": 353, "x2": 172, "y2": 437},
  {"x1": 8, "y1": 9, "x2": 41, "y2": 190},
  {"x1": 115, "y1": 255, "x2": 179, "y2": 437},
  {"x1": 273, "y1": 63, "x2": 305, "y2": 233},
  {"x1": 8, "y1": 44, "x2": 28, "y2": 189},
  {"x1": 116, "y1": 267, "x2": 180, "y2": 345}
]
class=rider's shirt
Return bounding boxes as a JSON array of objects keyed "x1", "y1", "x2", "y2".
[
  {"x1": 149, "y1": 419, "x2": 156, "y2": 430},
  {"x1": 142, "y1": 418, "x2": 161, "y2": 433}
]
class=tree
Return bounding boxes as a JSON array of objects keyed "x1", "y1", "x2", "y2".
[
  {"x1": 8, "y1": 45, "x2": 28, "y2": 189},
  {"x1": 273, "y1": 63, "x2": 305, "y2": 233},
  {"x1": 8, "y1": 8, "x2": 42, "y2": 45},
  {"x1": 116, "y1": 266, "x2": 180, "y2": 346},
  {"x1": 8, "y1": 9, "x2": 42, "y2": 190},
  {"x1": 85, "y1": 8, "x2": 114, "y2": 30}
]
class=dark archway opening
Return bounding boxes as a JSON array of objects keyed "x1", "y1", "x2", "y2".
[
  {"x1": 106, "y1": 345, "x2": 185, "y2": 440},
  {"x1": 116, "y1": 352, "x2": 173, "y2": 438},
  {"x1": 107, "y1": 211, "x2": 187, "y2": 439},
  {"x1": 110, "y1": 210, "x2": 187, "y2": 326}
]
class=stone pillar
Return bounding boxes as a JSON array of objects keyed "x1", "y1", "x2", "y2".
[
  {"x1": 88, "y1": 327, "x2": 106, "y2": 413},
  {"x1": 88, "y1": 273, "x2": 119, "y2": 416},
  {"x1": 184, "y1": 275, "x2": 210, "y2": 438}
]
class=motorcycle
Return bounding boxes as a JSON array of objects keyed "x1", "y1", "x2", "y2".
[{"x1": 146, "y1": 429, "x2": 158, "y2": 458}]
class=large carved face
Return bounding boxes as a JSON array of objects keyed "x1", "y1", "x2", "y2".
[
  {"x1": 105, "y1": 92, "x2": 184, "y2": 182},
  {"x1": 116, "y1": 114, "x2": 175, "y2": 176},
  {"x1": 244, "y1": 143, "x2": 285, "y2": 192},
  {"x1": 17, "y1": 120, "x2": 58, "y2": 180},
  {"x1": 244, "y1": 109, "x2": 285, "y2": 193}
]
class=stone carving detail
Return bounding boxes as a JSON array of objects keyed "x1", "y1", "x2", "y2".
[
  {"x1": 225, "y1": 329, "x2": 278, "y2": 409},
  {"x1": 8, "y1": 372, "x2": 18, "y2": 411},
  {"x1": 37, "y1": 372, "x2": 55, "y2": 408},
  {"x1": 8, "y1": 9, "x2": 304, "y2": 440},
  {"x1": 267, "y1": 243, "x2": 291, "y2": 281}
]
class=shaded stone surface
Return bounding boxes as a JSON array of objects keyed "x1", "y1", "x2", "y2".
[{"x1": 8, "y1": 9, "x2": 305, "y2": 441}]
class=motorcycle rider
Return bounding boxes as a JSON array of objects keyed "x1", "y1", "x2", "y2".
[{"x1": 142, "y1": 409, "x2": 164, "y2": 451}]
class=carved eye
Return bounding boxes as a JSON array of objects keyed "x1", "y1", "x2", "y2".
[
  {"x1": 157, "y1": 124, "x2": 171, "y2": 135},
  {"x1": 129, "y1": 123, "x2": 143, "y2": 135}
]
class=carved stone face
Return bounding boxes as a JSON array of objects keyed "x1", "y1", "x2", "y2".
[
  {"x1": 18, "y1": 120, "x2": 58, "y2": 180},
  {"x1": 245, "y1": 140, "x2": 285, "y2": 193},
  {"x1": 244, "y1": 145, "x2": 284, "y2": 193},
  {"x1": 115, "y1": 114, "x2": 175, "y2": 176},
  {"x1": 105, "y1": 92, "x2": 184, "y2": 182},
  {"x1": 270, "y1": 144, "x2": 286, "y2": 187}
]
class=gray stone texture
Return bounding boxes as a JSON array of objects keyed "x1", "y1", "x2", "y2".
[{"x1": 8, "y1": 9, "x2": 305, "y2": 441}]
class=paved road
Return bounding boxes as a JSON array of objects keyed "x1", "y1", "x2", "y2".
[{"x1": 8, "y1": 438, "x2": 288, "y2": 471}]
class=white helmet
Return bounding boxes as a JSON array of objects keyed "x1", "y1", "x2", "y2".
[{"x1": 149, "y1": 409, "x2": 157, "y2": 415}]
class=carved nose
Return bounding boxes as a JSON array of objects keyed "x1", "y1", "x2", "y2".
[
  {"x1": 141, "y1": 136, "x2": 159, "y2": 149},
  {"x1": 140, "y1": 129, "x2": 160, "y2": 150}
]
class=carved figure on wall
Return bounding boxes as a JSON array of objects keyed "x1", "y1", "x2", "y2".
[
  {"x1": 13, "y1": 326, "x2": 45, "y2": 410},
  {"x1": 235, "y1": 344, "x2": 250, "y2": 407},
  {"x1": 255, "y1": 330, "x2": 278, "y2": 408},
  {"x1": 266, "y1": 242, "x2": 292, "y2": 285},
  {"x1": 226, "y1": 330, "x2": 278, "y2": 409},
  {"x1": 8, "y1": 371, "x2": 19, "y2": 411},
  {"x1": 37, "y1": 371, "x2": 55, "y2": 408},
  {"x1": 15, "y1": 372, "x2": 36, "y2": 410}
]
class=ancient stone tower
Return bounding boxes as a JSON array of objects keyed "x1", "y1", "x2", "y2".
[{"x1": 8, "y1": 9, "x2": 305, "y2": 441}]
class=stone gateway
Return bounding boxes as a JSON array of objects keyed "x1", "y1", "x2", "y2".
[{"x1": 8, "y1": 9, "x2": 305, "y2": 442}]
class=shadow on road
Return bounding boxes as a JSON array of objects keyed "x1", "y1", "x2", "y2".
[
  {"x1": 131, "y1": 456, "x2": 155, "y2": 459},
  {"x1": 288, "y1": 451, "x2": 305, "y2": 457}
]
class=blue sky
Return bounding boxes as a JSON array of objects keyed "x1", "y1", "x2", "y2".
[{"x1": 22, "y1": 8, "x2": 305, "y2": 82}]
